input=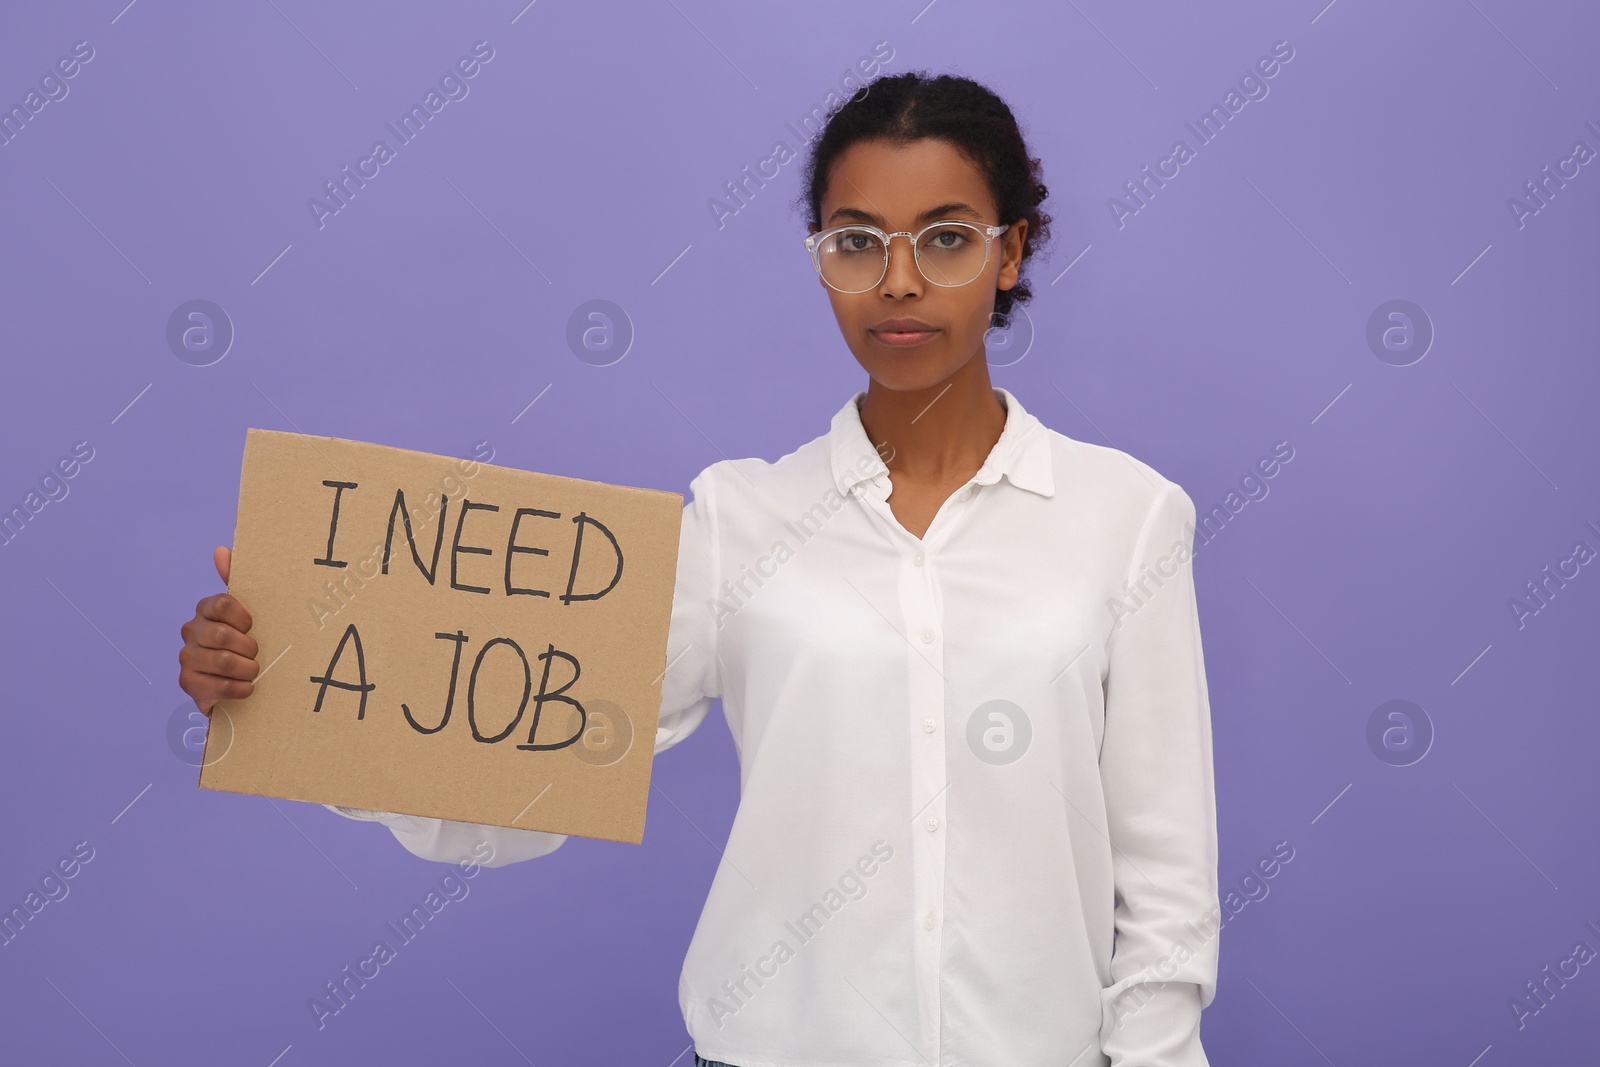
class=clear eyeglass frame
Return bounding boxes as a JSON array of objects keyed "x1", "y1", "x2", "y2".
[{"x1": 804, "y1": 220, "x2": 1010, "y2": 294}]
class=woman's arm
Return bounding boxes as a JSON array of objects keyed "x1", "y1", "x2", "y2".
[{"x1": 1097, "y1": 481, "x2": 1220, "y2": 1066}]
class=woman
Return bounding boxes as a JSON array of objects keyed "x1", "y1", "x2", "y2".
[{"x1": 179, "y1": 72, "x2": 1220, "y2": 1067}]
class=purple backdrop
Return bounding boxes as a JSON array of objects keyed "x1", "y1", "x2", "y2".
[{"x1": 2, "y1": 0, "x2": 1596, "y2": 1063}]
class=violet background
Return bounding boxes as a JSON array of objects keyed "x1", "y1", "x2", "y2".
[{"x1": 1, "y1": 0, "x2": 1596, "y2": 1063}]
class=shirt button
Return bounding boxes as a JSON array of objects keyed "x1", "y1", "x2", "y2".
[
  {"x1": 923, "y1": 912, "x2": 936, "y2": 931},
  {"x1": 925, "y1": 816, "x2": 939, "y2": 832},
  {"x1": 913, "y1": 552, "x2": 925, "y2": 567},
  {"x1": 920, "y1": 628, "x2": 935, "y2": 643},
  {"x1": 961, "y1": 486, "x2": 974, "y2": 500},
  {"x1": 922, "y1": 718, "x2": 936, "y2": 733}
]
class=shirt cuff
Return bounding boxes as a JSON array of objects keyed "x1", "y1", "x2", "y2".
[
  {"x1": 322, "y1": 803, "x2": 407, "y2": 823},
  {"x1": 1100, "y1": 981, "x2": 1207, "y2": 1067}
]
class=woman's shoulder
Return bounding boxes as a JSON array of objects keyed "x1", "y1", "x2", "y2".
[
  {"x1": 1040, "y1": 426, "x2": 1196, "y2": 524},
  {"x1": 683, "y1": 425, "x2": 841, "y2": 507}
]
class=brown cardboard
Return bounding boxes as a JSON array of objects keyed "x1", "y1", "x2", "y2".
[{"x1": 198, "y1": 429, "x2": 683, "y2": 845}]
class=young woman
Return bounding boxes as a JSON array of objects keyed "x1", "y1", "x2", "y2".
[{"x1": 179, "y1": 72, "x2": 1220, "y2": 1067}]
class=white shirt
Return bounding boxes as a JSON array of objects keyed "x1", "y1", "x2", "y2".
[{"x1": 327, "y1": 385, "x2": 1220, "y2": 1066}]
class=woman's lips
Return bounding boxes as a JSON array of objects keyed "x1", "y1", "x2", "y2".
[{"x1": 872, "y1": 328, "x2": 940, "y2": 347}]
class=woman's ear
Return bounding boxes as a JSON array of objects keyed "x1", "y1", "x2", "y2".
[{"x1": 996, "y1": 219, "x2": 1028, "y2": 291}]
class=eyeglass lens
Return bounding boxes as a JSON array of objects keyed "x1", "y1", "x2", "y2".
[{"x1": 815, "y1": 223, "x2": 991, "y2": 292}]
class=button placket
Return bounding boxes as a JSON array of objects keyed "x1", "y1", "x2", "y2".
[
  {"x1": 854, "y1": 477, "x2": 951, "y2": 1063},
  {"x1": 899, "y1": 534, "x2": 947, "y2": 1061}
]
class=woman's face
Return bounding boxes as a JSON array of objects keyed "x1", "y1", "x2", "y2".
[{"x1": 811, "y1": 137, "x2": 1027, "y2": 393}]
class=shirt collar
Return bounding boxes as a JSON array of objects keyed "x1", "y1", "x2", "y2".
[{"x1": 828, "y1": 385, "x2": 1056, "y2": 499}]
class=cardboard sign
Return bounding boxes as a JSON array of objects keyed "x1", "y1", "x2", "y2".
[{"x1": 198, "y1": 429, "x2": 683, "y2": 845}]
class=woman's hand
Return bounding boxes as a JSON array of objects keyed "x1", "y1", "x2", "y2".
[{"x1": 178, "y1": 546, "x2": 259, "y2": 715}]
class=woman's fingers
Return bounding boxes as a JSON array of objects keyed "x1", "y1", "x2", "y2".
[
  {"x1": 195, "y1": 591, "x2": 253, "y2": 636},
  {"x1": 183, "y1": 675, "x2": 255, "y2": 714},
  {"x1": 182, "y1": 645, "x2": 259, "y2": 681},
  {"x1": 177, "y1": 640, "x2": 257, "y2": 712},
  {"x1": 181, "y1": 616, "x2": 258, "y2": 660},
  {"x1": 178, "y1": 564, "x2": 258, "y2": 715}
]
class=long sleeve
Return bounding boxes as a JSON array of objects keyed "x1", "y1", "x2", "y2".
[
  {"x1": 320, "y1": 803, "x2": 567, "y2": 867},
  {"x1": 1096, "y1": 481, "x2": 1220, "y2": 1066},
  {"x1": 325, "y1": 465, "x2": 725, "y2": 866}
]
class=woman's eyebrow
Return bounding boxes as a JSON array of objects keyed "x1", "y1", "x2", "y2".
[{"x1": 825, "y1": 201, "x2": 985, "y2": 226}]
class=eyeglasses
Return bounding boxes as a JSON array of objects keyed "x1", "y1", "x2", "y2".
[{"x1": 804, "y1": 220, "x2": 1010, "y2": 294}]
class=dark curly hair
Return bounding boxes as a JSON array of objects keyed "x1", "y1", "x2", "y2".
[{"x1": 794, "y1": 70, "x2": 1053, "y2": 331}]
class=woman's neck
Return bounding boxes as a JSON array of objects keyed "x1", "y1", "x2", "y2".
[{"x1": 856, "y1": 362, "x2": 1007, "y2": 486}]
